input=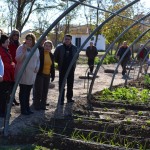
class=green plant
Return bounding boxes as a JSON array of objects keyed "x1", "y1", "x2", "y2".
[
  {"x1": 103, "y1": 55, "x2": 117, "y2": 65},
  {"x1": 47, "y1": 129, "x2": 54, "y2": 138},
  {"x1": 144, "y1": 74, "x2": 150, "y2": 85},
  {"x1": 76, "y1": 117, "x2": 83, "y2": 123},
  {"x1": 94, "y1": 56, "x2": 100, "y2": 65},
  {"x1": 126, "y1": 118, "x2": 132, "y2": 124},
  {"x1": 145, "y1": 120, "x2": 150, "y2": 126},
  {"x1": 138, "y1": 111, "x2": 143, "y2": 116},
  {"x1": 120, "y1": 108, "x2": 126, "y2": 114}
]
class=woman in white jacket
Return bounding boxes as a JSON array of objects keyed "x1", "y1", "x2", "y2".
[{"x1": 15, "y1": 33, "x2": 40, "y2": 115}]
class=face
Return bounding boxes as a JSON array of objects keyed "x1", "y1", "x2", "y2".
[
  {"x1": 25, "y1": 37, "x2": 33, "y2": 48},
  {"x1": 44, "y1": 43, "x2": 52, "y2": 51},
  {"x1": 64, "y1": 36, "x2": 72, "y2": 46},
  {"x1": 90, "y1": 42, "x2": 93, "y2": 46},
  {"x1": 2, "y1": 39, "x2": 9, "y2": 49},
  {"x1": 123, "y1": 42, "x2": 127, "y2": 47},
  {"x1": 12, "y1": 32, "x2": 19, "y2": 41}
]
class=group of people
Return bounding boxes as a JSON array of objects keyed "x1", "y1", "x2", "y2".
[
  {"x1": 116, "y1": 41, "x2": 149, "y2": 79},
  {"x1": 0, "y1": 28, "x2": 149, "y2": 118},
  {"x1": 0, "y1": 30, "x2": 79, "y2": 117}
]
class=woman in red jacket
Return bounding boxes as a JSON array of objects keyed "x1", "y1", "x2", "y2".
[
  {"x1": 8, "y1": 29, "x2": 20, "y2": 106},
  {"x1": 0, "y1": 34, "x2": 15, "y2": 117}
]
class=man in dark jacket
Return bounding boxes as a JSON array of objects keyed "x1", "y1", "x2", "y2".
[
  {"x1": 86, "y1": 41, "x2": 98, "y2": 74},
  {"x1": 54, "y1": 34, "x2": 77, "y2": 105},
  {"x1": 116, "y1": 41, "x2": 131, "y2": 79}
]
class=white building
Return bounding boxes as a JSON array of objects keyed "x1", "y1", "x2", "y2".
[{"x1": 71, "y1": 34, "x2": 105, "y2": 51}]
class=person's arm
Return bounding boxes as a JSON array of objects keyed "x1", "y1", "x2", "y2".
[{"x1": 0, "y1": 56, "x2": 4, "y2": 82}]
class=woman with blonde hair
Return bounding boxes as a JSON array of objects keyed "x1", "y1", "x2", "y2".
[
  {"x1": 34, "y1": 40, "x2": 55, "y2": 110},
  {"x1": 15, "y1": 33, "x2": 40, "y2": 115}
]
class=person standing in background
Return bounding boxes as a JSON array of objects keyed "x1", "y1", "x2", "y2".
[
  {"x1": 137, "y1": 44, "x2": 149, "y2": 74},
  {"x1": 116, "y1": 41, "x2": 131, "y2": 79},
  {"x1": 8, "y1": 29, "x2": 20, "y2": 106},
  {"x1": 0, "y1": 34, "x2": 15, "y2": 117},
  {"x1": 15, "y1": 33, "x2": 40, "y2": 115},
  {"x1": 86, "y1": 41, "x2": 98, "y2": 75},
  {"x1": 34, "y1": 40, "x2": 55, "y2": 110}
]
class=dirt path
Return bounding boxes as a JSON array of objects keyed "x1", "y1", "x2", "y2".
[{"x1": 0, "y1": 63, "x2": 140, "y2": 135}]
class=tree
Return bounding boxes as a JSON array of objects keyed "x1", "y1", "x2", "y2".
[
  {"x1": 101, "y1": 0, "x2": 142, "y2": 54},
  {"x1": 4, "y1": 0, "x2": 63, "y2": 32}
]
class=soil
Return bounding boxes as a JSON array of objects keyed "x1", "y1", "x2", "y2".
[{"x1": 0, "y1": 61, "x2": 149, "y2": 149}]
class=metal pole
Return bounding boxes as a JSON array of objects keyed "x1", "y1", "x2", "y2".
[
  {"x1": 88, "y1": 13, "x2": 150, "y2": 104},
  {"x1": 3, "y1": 0, "x2": 86, "y2": 136},
  {"x1": 109, "y1": 28, "x2": 150, "y2": 90},
  {"x1": 57, "y1": 0, "x2": 140, "y2": 107}
]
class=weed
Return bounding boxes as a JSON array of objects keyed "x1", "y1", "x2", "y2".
[
  {"x1": 126, "y1": 118, "x2": 132, "y2": 124},
  {"x1": 138, "y1": 111, "x2": 143, "y2": 116},
  {"x1": 145, "y1": 120, "x2": 150, "y2": 126},
  {"x1": 120, "y1": 108, "x2": 126, "y2": 114}
]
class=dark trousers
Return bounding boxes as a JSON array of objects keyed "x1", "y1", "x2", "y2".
[
  {"x1": 0, "y1": 81, "x2": 12, "y2": 116},
  {"x1": 34, "y1": 74, "x2": 50, "y2": 109},
  {"x1": 88, "y1": 58, "x2": 94, "y2": 73},
  {"x1": 19, "y1": 84, "x2": 32, "y2": 113},
  {"x1": 59, "y1": 69, "x2": 74, "y2": 103},
  {"x1": 121, "y1": 58, "x2": 128, "y2": 75}
]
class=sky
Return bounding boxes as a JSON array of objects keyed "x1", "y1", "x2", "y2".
[{"x1": 0, "y1": 0, "x2": 150, "y2": 33}]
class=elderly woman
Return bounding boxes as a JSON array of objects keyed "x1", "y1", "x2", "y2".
[{"x1": 15, "y1": 33, "x2": 40, "y2": 115}]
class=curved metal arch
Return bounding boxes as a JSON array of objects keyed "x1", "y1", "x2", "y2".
[
  {"x1": 125, "y1": 39, "x2": 150, "y2": 84},
  {"x1": 110, "y1": 28, "x2": 150, "y2": 89},
  {"x1": 57, "y1": 0, "x2": 140, "y2": 106},
  {"x1": 3, "y1": 0, "x2": 86, "y2": 136},
  {"x1": 69, "y1": 0, "x2": 150, "y2": 27},
  {"x1": 88, "y1": 13, "x2": 150, "y2": 103}
]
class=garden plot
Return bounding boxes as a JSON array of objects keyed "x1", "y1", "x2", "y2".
[{"x1": 0, "y1": 65, "x2": 149, "y2": 150}]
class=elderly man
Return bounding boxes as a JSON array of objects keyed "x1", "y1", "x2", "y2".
[{"x1": 86, "y1": 41, "x2": 98, "y2": 75}]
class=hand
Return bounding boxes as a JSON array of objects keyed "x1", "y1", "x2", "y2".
[
  {"x1": 11, "y1": 62, "x2": 15, "y2": 68},
  {"x1": 22, "y1": 44, "x2": 28, "y2": 53}
]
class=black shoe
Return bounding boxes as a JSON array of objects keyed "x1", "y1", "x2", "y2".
[
  {"x1": 67, "y1": 99, "x2": 74, "y2": 103},
  {"x1": 21, "y1": 111, "x2": 30, "y2": 115},
  {"x1": 13, "y1": 100, "x2": 20, "y2": 106},
  {"x1": 46, "y1": 103, "x2": 49, "y2": 106}
]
